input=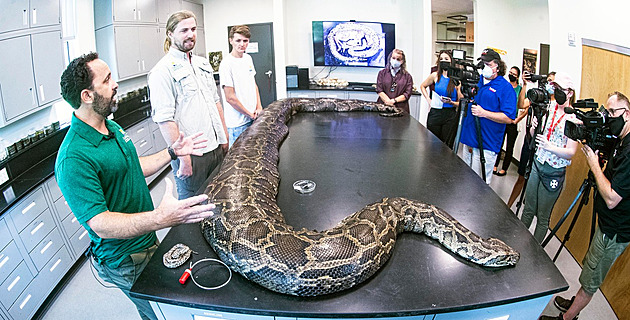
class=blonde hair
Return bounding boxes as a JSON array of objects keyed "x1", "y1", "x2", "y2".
[{"x1": 164, "y1": 10, "x2": 197, "y2": 53}]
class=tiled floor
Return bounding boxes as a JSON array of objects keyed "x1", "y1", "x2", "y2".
[{"x1": 38, "y1": 162, "x2": 618, "y2": 320}]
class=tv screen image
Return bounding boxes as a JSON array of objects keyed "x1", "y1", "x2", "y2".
[{"x1": 313, "y1": 21, "x2": 395, "y2": 68}]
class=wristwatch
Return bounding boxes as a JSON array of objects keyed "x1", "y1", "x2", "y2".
[{"x1": 167, "y1": 146, "x2": 178, "y2": 160}]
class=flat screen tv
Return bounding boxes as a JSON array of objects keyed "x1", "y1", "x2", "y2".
[{"x1": 312, "y1": 21, "x2": 395, "y2": 68}]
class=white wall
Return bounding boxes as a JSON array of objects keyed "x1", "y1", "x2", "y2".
[{"x1": 548, "y1": 0, "x2": 630, "y2": 100}]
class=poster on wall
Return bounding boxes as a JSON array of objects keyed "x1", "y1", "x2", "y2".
[{"x1": 522, "y1": 49, "x2": 538, "y2": 76}]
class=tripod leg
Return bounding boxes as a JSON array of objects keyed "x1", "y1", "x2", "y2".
[
  {"x1": 541, "y1": 179, "x2": 589, "y2": 247},
  {"x1": 474, "y1": 116, "x2": 486, "y2": 182},
  {"x1": 551, "y1": 183, "x2": 592, "y2": 262},
  {"x1": 514, "y1": 176, "x2": 528, "y2": 216}
]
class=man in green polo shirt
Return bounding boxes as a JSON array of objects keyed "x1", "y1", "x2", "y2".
[{"x1": 56, "y1": 52, "x2": 216, "y2": 320}]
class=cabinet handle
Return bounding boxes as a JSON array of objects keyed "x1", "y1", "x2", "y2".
[
  {"x1": 30, "y1": 88, "x2": 37, "y2": 106},
  {"x1": 20, "y1": 294, "x2": 32, "y2": 310},
  {"x1": 142, "y1": 60, "x2": 145, "y2": 71},
  {"x1": 133, "y1": 9, "x2": 137, "y2": 20},
  {"x1": 23, "y1": 10, "x2": 28, "y2": 26},
  {"x1": 39, "y1": 84, "x2": 45, "y2": 102},
  {"x1": 79, "y1": 230, "x2": 88, "y2": 240},
  {"x1": 32, "y1": 8, "x2": 37, "y2": 24},
  {"x1": 30, "y1": 221, "x2": 44, "y2": 235},
  {"x1": 22, "y1": 201, "x2": 36, "y2": 214},
  {"x1": 139, "y1": 141, "x2": 148, "y2": 148},
  {"x1": 137, "y1": 60, "x2": 141, "y2": 71},
  {"x1": 138, "y1": 9, "x2": 142, "y2": 21},
  {"x1": 7, "y1": 275, "x2": 21, "y2": 291},
  {"x1": 40, "y1": 240, "x2": 53, "y2": 254},
  {"x1": 0, "y1": 255, "x2": 9, "y2": 268},
  {"x1": 50, "y1": 258, "x2": 62, "y2": 272}
]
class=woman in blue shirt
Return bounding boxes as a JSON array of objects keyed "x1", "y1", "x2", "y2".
[{"x1": 420, "y1": 50, "x2": 463, "y2": 149}]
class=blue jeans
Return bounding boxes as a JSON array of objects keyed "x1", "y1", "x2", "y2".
[
  {"x1": 228, "y1": 121, "x2": 253, "y2": 148},
  {"x1": 92, "y1": 244, "x2": 158, "y2": 320}
]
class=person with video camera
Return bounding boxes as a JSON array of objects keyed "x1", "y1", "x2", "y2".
[
  {"x1": 460, "y1": 48, "x2": 517, "y2": 183},
  {"x1": 376, "y1": 49, "x2": 413, "y2": 114},
  {"x1": 540, "y1": 91, "x2": 630, "y2": 320},
  {"x1": 420, "y1": 50, "x2": 463, "y2": 148},
  {"x1": 520, "y1": 72, "x2": 578, "y2": 243},
  {"x1": 507, "y1": 72, "x2": 556, "y2": 208}
]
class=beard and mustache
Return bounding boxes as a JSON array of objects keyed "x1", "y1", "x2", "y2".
[
  {"x1": 174, "y1": 36, "x2": 195, "y2": 53},
  {"x1": 92, "y1": 90, "x2": 118, "y2": 118}
]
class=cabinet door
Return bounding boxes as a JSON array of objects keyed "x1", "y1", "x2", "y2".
[
  {"x1": 157, "y1": 0, "x2": 181, "y2": 24},
  {"x1": 31, "y1": 31, "x2": 64, "y2": 106},
  {"x1": 29, "y1": 0, "x2": 61, "y2": 28},
  {"x1": 136, "y1": 0, "x2": 157, "y2": 23},
  {"x1": 112, "y1": 0, "x2": 136, "y2": 23},
  {"x1": 113, "y1": 26, "x2": 141, "y2": 80},
  {"x1": 194, "y1": 27, "x2": 206, "y2": 58},
  {"x1": 138, "y1": 26, "x2": 162, "y2": 73},
  {"x1": 0, "y1": 35, "x2": 37, "y2": 124},
  {"x1": 181, "y1": 0, "x2": 203, "y2": 27},
  {"x1": 0, "y1": 1, "x2": 30, "y2": 34}
]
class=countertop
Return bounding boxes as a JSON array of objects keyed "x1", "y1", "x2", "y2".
[{"x1": 130, "y1": 111, "x2": 567, "y2": 317}]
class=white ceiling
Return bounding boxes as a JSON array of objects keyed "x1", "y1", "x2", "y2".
[{"x1": 431, "y1": 0, "x2": 474, "y2": 16}]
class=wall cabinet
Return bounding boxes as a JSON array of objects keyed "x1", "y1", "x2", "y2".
[
  {"x1": 96, "y1": 25, "x2": 162, "y2": 81},
  {"x1": 0, "y1": 30, "x2": 64, "y2": 127},
  {"x1": 182, "y1": 0, "x2": 203, "y2": 28},
  {"x1": 0, "y1": 0, "x2": 60, "y2": 35},
  {"x1": 94, "y1": 0, "x2": 158, "y2": 30},
  {"x1": 157, "y1": 0, "x2": 182, "y2": 24}
]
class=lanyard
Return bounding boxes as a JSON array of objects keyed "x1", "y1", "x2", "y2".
[{"x1": 546, "y1": 104, "x2": 565, "y2": 140}]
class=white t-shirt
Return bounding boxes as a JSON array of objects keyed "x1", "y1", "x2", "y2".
[{"x1": 219, "y1": 53, "x2": 258, "y2": 128}]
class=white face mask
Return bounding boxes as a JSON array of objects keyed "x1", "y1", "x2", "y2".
[
  {"x1": 390, "y1": 59, "x2": 402, "y2": 69},
  {"x1": 481, "y1": 65, "x2": 494, "y2": 79}
]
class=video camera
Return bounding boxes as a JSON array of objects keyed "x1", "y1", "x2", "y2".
[
  {"x1": 524, "y1": 73, "x2": 550, "y2": 118},
  {"x1": 564, "y1": 99, "x2": 617, "y2": 159},
  {"x1": 446, "y1": 49, "x2": 482, "y2": 98}
]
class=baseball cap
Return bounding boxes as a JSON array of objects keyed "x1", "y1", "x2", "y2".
[
  {"x1": 550, "y1": 72, "x2": 574, "y2": 90},
  {"x1": 478, "y1": 48, "x2": 500, "y2": 62}
]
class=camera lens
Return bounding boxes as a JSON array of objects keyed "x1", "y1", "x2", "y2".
[{"x1": 527, "y1": 88, "x2": 548, "y2": 104}]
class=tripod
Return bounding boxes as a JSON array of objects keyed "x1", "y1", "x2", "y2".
[
  {"x1": 541, "y1": 171, "x2": 597, "y2": 262},
  {"x1": 514, "y1": 105, "x2": 549, "y2": 216},
  {"x1": 453, "y1": 97, "x2": 487, "y2": 182}
]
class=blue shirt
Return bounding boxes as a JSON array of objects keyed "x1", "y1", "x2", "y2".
[
  {"x1": 460, "y1": 76, "x2": 517, "y2": 153},
  {"x1": 434, "y1": 75, "x2": 458, "y2": 108}
]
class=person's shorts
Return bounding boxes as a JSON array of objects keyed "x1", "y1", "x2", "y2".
[{"x1": 579, "y1": 226, "x2": 629, "y2": 295}]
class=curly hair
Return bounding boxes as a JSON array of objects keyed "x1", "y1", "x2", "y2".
[{"x1": 60, "y1": 52, "x2": 99, "y2": 109}]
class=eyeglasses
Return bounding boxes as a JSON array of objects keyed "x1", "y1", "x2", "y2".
[
  {"x1": 391, "y1": 82, "x2": 397, "y2": 92},
  {"x1": 605, "y1": 107, "x2": 628, "y2": 117}
]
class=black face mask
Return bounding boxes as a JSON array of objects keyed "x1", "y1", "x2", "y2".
[
  {"x1": 508, "y1": 74, "x2": 517, "y2": 82},
  {"x1": 439, "y1": 61, "x2": 450, "y2": 71},
  {"x1": 554, "y1": 88, "x2": 567, "y2": 105},
  {"x1": 609, "y1": 114, "x2": 626, "y2": 137}
]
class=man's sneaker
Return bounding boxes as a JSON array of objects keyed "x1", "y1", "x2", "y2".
[
  {"x1": 539, "y1": 313, "x2": 578, "y2": 320},
  {"x1": 554, "y1": 296, "x2": 575, "y2": 313}
]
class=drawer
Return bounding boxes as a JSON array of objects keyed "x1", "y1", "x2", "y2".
[
  {"x1": 69, "y1": 227, "x2": 90, "y2": 257},
  {"x1": 0, "y1": 261, "x2": 33, "y2": 308},
  {"x1": 126, "y1": 119, "x2": 150, "y2": 143},
  {"x1": 53, "y1": 196, "x2": 72, "y2": 220},
  {"x1": 0, "y1": 241, "x2": 23, "y2": 284},
  {"x1": 152, "y1": 128, "x2": 168, "y2": 151},
  {"x1": 19, "y1": 209, "x2": 56, "y2": 252},
  {"x1": 134, "y1": 136, "x2": 153, "y2": 156},
  {"x1": 9, "y1": 247, "x2": 71, "y2": 320},
  {"x1": 0, "y1": 219, "x2": 11, "y2": 251},
  {"x1": 60, "y1": 212, "x2": 82, "y2": 239},
  {"x1": 45, "y1": 176, "x2": 63, "y2": 201},
  {"x1": 8, "y1": 187, "x2": 48, "y2": 232},
  {"x1": 29, "y1": 228, "x2": 64, "y2": 271}
]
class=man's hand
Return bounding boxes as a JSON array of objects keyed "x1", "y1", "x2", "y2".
[
  {"x1": 582, "y1": 145, "x2": 600, "y2": 170},
  {"x1": 171, "y1": 131, "x2": 208, "y2": 157},
  {"x1": 177, "y1": 155, "x2": 193, "y2": 178},
  {"x1": 385, "y1": 98, "x2": 396, "y2": 106},
  {"x1": 471, "y1": 104, "x2": 487, "y2": 118},
  {"x1": 155, "y1": 178, "x2": 216, "y2": 225}
]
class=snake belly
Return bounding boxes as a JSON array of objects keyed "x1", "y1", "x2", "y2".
[{"x1": 201, "y1": 98, "x2": 519, "y2": 296}]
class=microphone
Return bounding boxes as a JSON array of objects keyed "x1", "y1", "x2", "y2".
[
  {"x1": 564, "y1": 107, "x2": 576, "y2": 114},
  {"x1": 103, "y1": 131, "x2": 115, "y2": 140}
]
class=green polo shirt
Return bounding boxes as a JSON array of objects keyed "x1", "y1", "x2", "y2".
[{"x1": 55, "y1": 113, "x2": 157, "y2": 268}]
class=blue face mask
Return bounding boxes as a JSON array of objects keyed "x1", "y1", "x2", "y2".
[{"x1": 545, "y1": 83, "x2": 554, "y2": 95}]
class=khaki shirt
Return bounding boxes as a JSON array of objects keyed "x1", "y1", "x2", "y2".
[{"x1": 148, "y1": 48, "x2": 227, "y2": 153}]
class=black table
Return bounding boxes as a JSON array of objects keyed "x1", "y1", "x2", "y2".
[{"x1": 131, "y1": 112, "x2": 567, "y2": 319}]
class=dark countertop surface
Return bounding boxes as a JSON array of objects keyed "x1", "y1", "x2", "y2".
[{"x1": 130, "y1": 112, "x2": 567, "y2": 317}]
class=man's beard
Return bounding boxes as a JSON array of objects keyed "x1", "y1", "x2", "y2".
[
  {"x1": 92, "y1": 91, "x2": 117, "y2": 118},
  {"x1": 175, "y1": 37, "x2": 195, "y2": 52}
]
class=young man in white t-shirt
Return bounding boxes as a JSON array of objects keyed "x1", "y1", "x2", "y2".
[{"x1": 219, "y1": 25, "x2": 262, "y2": 148}]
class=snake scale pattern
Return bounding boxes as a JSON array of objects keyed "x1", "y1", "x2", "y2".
[{"x1": 201, "y1": 98, "x2": 519, "y2": 296}]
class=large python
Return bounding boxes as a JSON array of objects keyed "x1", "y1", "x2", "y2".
[{"x1": 201, "y1": 98, "x2": 519, "y2": 296}]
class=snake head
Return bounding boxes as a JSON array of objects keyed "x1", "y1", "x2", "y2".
[{"x1": 482, "y1": 238, "x2": 520, "y2": 267}]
